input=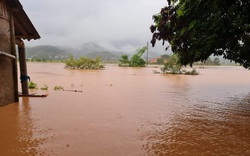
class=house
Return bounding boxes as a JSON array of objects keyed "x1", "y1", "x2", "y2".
[
  {"x1": 0, "y1": 0, "x2": 40, "y2": 106},
  {"x1": 149, "y1": 57, "x2": 161, "y2": 63}
]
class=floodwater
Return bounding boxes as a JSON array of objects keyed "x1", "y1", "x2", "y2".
[{"x1": 0, "y1": 63, "x2": 250, "y2": 156}]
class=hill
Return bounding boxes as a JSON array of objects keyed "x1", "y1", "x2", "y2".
[
  {"x1": 25, "y1": 42, "x2": 165, "y2": 62},
  {"x1": 75, "y1": 42, "x2": 123, "y2": 61},
  {"x1": 26, "y1": 45, "x2": 69, "y2": 60},
  {"x1": 86, "y1": 51, "x2": 121, "y2": 61},
  {"x1": 77, "y1": 42, "x2": 112, "y2": 57}
]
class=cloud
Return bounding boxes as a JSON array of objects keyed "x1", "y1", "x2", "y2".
[{"x1": 20, "y1": 0, "x2": 168, "y2": 53}]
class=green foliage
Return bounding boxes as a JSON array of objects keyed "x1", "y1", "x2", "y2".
[
  {"x1": 161, "y1": 54, "x2": 170, "y2": 59},
  {"x1": 157, "y1": 58, "x2": 164, "y2": 64},
  {"x1": 64, "y1": 55, "x2": 104, "y2": 69},
  {"x1": 151, "y1": 0, "x2": 250, "y2": 69},
  {"x1": 54, "y1": 86, "x2": 64, "y2": 91},
  {"x1": 157, "y1": 54, "x2": 170, "y2": 64},
  {"x1": 135, "y1": 46, "x2": 147, "y2": 58},
  {"x1": 130, "y1": 55, "x2": 146, "y2": 67},
  {"x1": 40, "y1": 84, "x2": 48, "y2": 90},
  {"x1": 162, "y1": 54, "x2": 182, "y2": 74},
  {"x1": 161, "y1": 54, "x2": 199, "y2": 75},
  {"x1": 129, "y1": 46, "x2": 147, "y2": 67},
  {"x1": 194, "y1": 57, "x2": 221, "y2": 66},
  {"x1": 28, "y1": 81, "x2": 37, "y2": 89},
  {"x1": 118, "y1": 54, "x2": 130, "y2": 67},
  {"x1": 118, "y1": 47, "x2": 147, "y2": 67}
]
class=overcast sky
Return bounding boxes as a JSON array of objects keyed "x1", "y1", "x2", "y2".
[{"x1": 20, "y1": 0, "x2": 168, "y2": 52}]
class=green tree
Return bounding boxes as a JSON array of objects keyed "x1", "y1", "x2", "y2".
[
  {"x1": 161, "y1": 54, "x2": 170, "y2": 60},
  {"x1": 64, "y1": 54, "x2": 104, "y2": 69},
  {"x1": 157, "y1": 58, "x2": 164, "y2": 64},
  {"x1": 118, "y1": 54, "x2": 130, "y2": 67},
  {"x1": 151, "y1": 0, "x2": 250, "y2": 69},
  {"x1": 162, "y1": 54, "x2": 182, "y2": 74},
  {"x1": 118, "y1": 46, "x2": 147, "y2": 67},
  {"x1": 157, "y1": 54, "x2": 170, "y2": 64},
  {"x1": 129, "y1": 46, "x2": 147, "y2": 67}
]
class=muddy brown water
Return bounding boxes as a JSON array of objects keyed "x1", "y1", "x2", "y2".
[{"x1": 0, "y1": 63, "x2": 250, "y2": 156}]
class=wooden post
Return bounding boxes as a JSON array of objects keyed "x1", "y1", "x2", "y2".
[
  {"x1": 10, "y1": 10, "x2": 19, "y2": 102},
  {"x1": 17, "y1": 39, "x2": 29, "y2": 95},
  {"x1": 0, "y1": 0, "x2": 16, "y2": 105}
]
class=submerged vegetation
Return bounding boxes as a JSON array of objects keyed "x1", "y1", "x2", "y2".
[
  {"x1": 162, "y1": 54, "x2": 182, "y2": 74},
  {"x1": 40, "y1": 84, "x2": 49, "y2": 90},
  {"x1": 161, "y1": 54, "x2": 198, "y2": 75},
  {"x1": 54, "y1": 86, "x2": 64, "y2": 91},
  {"x1": 118, "y1": 54, "x2": 130, "y2": 67},
  {"x1": 28, "y1": 81, "x2": 38, "y2": 89},
  {"x1": 118, "y1": 46, "x2": 147, "y2": 67},
  {"x1": 28, "y1": 82, "x2": 49, "y2": 90},
  {"x1": 64, "y1": 55, "x2": 104, "y2": 69}
]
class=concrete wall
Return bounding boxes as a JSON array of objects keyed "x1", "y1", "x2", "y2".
[{"x1": 0, "y1": 1, "x2": 17, "y2": 106}]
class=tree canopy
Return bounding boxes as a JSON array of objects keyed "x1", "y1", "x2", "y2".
[
  {"x1": 118, "y1": 46, "x2": 147, "y2": 67},
  {"x1": 150, "y1": 0, "x2": 250, "y2": 68},
  {"x1": 64, "y1": 55, "x2": 104, "y2": 69}
]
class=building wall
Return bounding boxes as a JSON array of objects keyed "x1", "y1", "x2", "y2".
[{"x1": 0, "y1": 0, "x2": 16, "y2": 106}]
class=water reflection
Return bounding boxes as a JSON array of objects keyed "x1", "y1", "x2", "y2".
[
  {"x1": 142, "y1": 94, "x2": 250, "y2": 156},
  {"x1": 0, "y1": 98, "x2": 48, "y2": 156}
]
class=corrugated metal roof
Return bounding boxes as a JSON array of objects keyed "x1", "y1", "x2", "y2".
[{"x1": 7, "y1": 0, "x2": 40, "y2": 40}]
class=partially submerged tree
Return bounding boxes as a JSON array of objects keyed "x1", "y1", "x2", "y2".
[
  {"x1": 130, "y1": 46, "x2": 147, "y2": 67},
  {"x1": 162, "y1": 54, "x2": 182, "y2": 74},
  {"x1": 157, "y1": 54, "x2": 170, "y2": 64},
  {"x1": 118, "y1": 54, "x2": 130, "y2": 67},
  {"x1": 162, "y1": 54, "x2": 198, "y2": 74},
  {"x1": 118, "y1": 46, "x2": 147, "y2": 67},
  {"x1": 151, "y1": 0, "x2": 250, "y2": 69},
  {"x1": 64, "y1": 55, "x2": 104, "y2": 69}
]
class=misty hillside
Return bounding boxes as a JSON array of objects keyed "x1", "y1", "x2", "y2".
[
  {"x1": 86, "y1": 51, "x2": 121, "y2": 61},
  {"x1": 76, "y1": 42, "x2": 106, "y2": 57},
  {"x1": 26, "y1": 45, "x2": 69, "y2": 60},
  {"x1": 80, "y1": 42, "x2": 106, "y2": 52},
  {"x1": 25, "y1": 43, "x2": 165, "y2": 61},
  {"x1": 76, "y1": 42, "x2": 123, "y2": 57},
  {"x1": 77, "y1": 42, "x2": 165, "y2": 59}
]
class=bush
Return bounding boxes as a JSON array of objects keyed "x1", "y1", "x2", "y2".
[
  {"x1": 54, "y1": 86, "x2": 64, "y2": 91},
  {"x1": 118, "y1": 46, "x2": 147, "y2": 67},
  {"x1": 161, "y1": 54, "x2": 199, "y2": 75},
  {"x1": 118, "y1": 54, "x2": 130, "y2": 67},
  {"x1": 64, "y1": 55, "x2": 105, "y2": 70},
  {"x1": 28, "y1": 81, "x2": 37, "y2": 89},
  {"x1": 162, "y1": 54, "x2": 182, "y2": 74},
  {"x1": 40, "y1": 84, "x2": 49, "y2": 90}
]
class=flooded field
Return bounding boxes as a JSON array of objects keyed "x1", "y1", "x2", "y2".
[{"x1": 0, "y1": 63, "x2": 250, "y2": 156}]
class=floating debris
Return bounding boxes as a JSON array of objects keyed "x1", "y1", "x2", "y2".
[{"x1": 63, "y1": 89, "x2": 82, "y2": 93}]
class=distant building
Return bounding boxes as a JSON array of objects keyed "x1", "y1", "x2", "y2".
[
  {"x1": 0, "y1": 0, "x2": 40, "y2": 106},
  {"x1": 149, "y1": 57, "x2": 160, "y2": 63}
]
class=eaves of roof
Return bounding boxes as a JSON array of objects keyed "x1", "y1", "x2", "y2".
[{"x1": 7, "y1": 0, "x2": 40, "y2": 40}]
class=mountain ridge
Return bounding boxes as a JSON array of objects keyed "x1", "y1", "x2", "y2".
[{"x1": 25, "y1": 42, "x2": 165, "y2": 61}]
